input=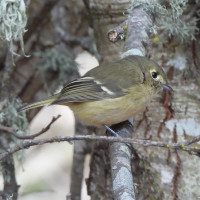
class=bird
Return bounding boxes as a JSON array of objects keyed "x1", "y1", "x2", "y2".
[{"x1": 18, "y1": 55, "x2": 172, "y2": 127}]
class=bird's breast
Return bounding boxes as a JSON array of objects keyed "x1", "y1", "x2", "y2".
[{"x1": 68, "y1": 85, "x2": 155, "y2": 126}]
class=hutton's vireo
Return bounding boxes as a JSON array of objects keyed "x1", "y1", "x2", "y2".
[{"x1": 18, "y1": 55, "x2": 172, "y2": 126}]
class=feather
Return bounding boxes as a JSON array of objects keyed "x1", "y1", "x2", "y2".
[
  {"x1": 52, "y1": 77, "x2": 113, "y2": 104},
  {"x1": 17, "y1": 95, "x2": 58, "y2": 112}
]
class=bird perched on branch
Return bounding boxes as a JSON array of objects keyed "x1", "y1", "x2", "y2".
[{"x1": 18, "y1": 55, "x2": 172, "y2": 127}]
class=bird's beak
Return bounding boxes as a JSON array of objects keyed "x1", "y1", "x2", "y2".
[{"x1": 162, "y1": 84, "x2": 173, "y2": 92}]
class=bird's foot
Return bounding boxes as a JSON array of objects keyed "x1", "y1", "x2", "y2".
[{"x1": 104, "y1": 124, "x2": 131, "y2": 148}]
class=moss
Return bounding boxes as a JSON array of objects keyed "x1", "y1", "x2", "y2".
[
  {"x1": 153, "y1": 36, "x2": 158, "y2": 42},
  {"x1": 181, "y1": 144, "x2": 186, "y2": 150},
  {"x1": 0, "y1": 97, "x2": 28, "y2": 137},
  {"x1": 123, "y1": 25, "x2": 128, "y2": 30},
  {"x1": 151, "y1": 152, "x2": 157, "y2": 158}
]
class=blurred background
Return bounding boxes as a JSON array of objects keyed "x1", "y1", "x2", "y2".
[
  {"x1": 1, "y1": 51, "x2": 98, "y2": 200},
  {"x1": 16, "y1": 52, "x2": 98, "y2": 200}
]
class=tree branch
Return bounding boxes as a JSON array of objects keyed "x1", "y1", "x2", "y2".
[
  {"x1": 1, "y1": 134, "x2": 200, "y2": 161},
  {"x1": 1, "y1": 156, "x2": 19, "y2": 200},
  {"x1": 0, "y1": 115, "x2": 61, "y2": 140},
  {"x1": 107, "y1": 3, "x2": 154, "y2": 200},
  {"x1": 107, "y1": 20, "x2": 128, "y2": 43},
  {"x1": 109, "y1": 121, "x2": 136, "y2": 200}
]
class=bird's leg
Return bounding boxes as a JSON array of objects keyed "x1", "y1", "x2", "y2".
[
  {"x1": 104, "y1": 125, "x2": 120, "y2": 137},
  {"x1": 104, "y1": 124, "x2": 131, "y2": 147}
]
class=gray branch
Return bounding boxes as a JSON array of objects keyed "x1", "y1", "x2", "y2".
[
  {"x1": 0, "y1": 134, "x2": 19, "y2": 200},
  {"x1": 108, "y1": 4, "x2": 154, "y2": 200},
  {"x1": 1, "y1": 134, "x2": 200, "y2": 161},
  {"x1": 109, "y1": 122, "x2": 135, "y2": 200}
]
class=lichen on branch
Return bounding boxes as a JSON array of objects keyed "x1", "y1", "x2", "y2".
[
  {"x1": 129, "y1": 0, "x2": 199, "y2": 41},
  {"x1": 0, "y1": 0, "x2": 27, "y2": 55}
]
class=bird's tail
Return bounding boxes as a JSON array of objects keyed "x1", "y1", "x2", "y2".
[{"x1": 18, "y1": 95, "x2": 58, "y2": 112}]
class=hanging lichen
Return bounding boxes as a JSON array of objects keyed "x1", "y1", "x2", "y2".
[{"x1": 0, "y1": 0, "x2": 27, "y2": 55}]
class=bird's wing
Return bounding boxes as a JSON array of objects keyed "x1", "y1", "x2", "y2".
[
  {"x1": 51, "y1": 77, "x2": 118, "y2": 104},
  {"x1": 85, "y1": 56, "x2": 145, "y2": 93},
  {"x1": 52, "y1": 56, "x2": 145, "y2": 104}
]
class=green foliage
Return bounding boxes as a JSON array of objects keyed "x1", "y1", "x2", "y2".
[
  {"x1": 130, "y1": 0, "x2": 199, "y2": 41},
  {"x1": 0, "y1": 98, "x2": 28, "y2": 136},
  {"x1": 36, "y1": 47, "x2": 79, "y2": 92},
  {"x1": 0, "y1": 0, "x2": 27, "y2": 54}
]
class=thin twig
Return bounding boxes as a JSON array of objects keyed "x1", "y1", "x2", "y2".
[
  {"x1": 0, "y1": 125, "x2": 13, "y2": 133},
  {"x1": 0, "y1": 115, "x2": 61, "y2": 140},
  {"x1": 1, "y1": 134, "x2": 200, "y2": 161}
]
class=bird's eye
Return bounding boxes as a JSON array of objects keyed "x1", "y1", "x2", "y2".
[{"x1": 151, "y1": 72, "x2": 158, "y2": 79}]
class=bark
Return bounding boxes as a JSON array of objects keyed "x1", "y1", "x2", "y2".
[
  {"x1": 0, "y1": 133, "x2": 19, "y2": 200},
  {"x1": 109, "y1": 122, "x2": 135, "y2": 200},
  {"x1": 87, "y1": 141, "x2": 113, "y2": 200},
  {"x1": 84, "y1": 0, "x2": 130, "y2": 63},
  {"x1": 70, "y1": 120, "x2": 92, "y2": 200}
]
